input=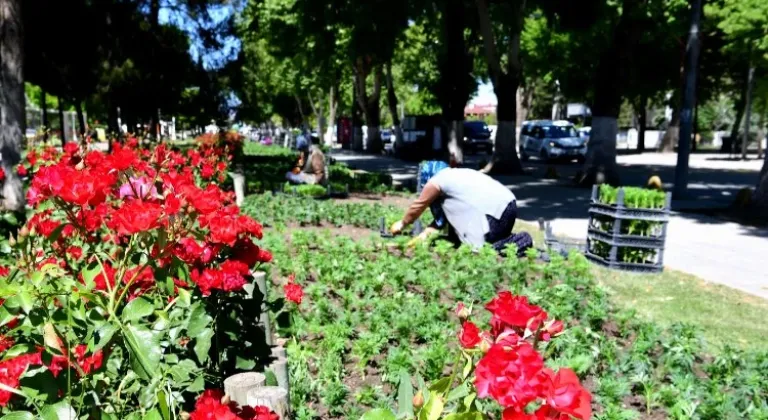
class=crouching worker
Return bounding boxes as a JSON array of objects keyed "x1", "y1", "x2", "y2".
[
  {"x1": 286, "y1": 136, "x2": 326, "y2": 185},
  {"x1": 390, "y1": 161, "x2": 533, "y2": 257}
]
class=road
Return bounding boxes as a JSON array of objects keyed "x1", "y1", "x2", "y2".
[{"x1": 330, "y1": 149, "x2": 768, "y2": 299}]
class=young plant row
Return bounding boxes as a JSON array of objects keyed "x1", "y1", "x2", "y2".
[{"x1": 255, "y1": 199, "x2": 768, "y2": 420}]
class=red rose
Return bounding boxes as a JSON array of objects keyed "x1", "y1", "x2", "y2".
[
  {"x1": 284, "y1": 281, "x2": 304, "y2": 305},
  {"x1": 109, "y1": 200, "x2": 163, "y2": 235},
  {"x1": 541, "y1": 368, "x2": 592, "y2": 420},
  {"x1": 16, "y1": 165, "x2": 27, "y2": 176},
  {"x1": 459, "y1": 321, "x2": 482, "y2": 349},
  {"x1": 485, "y1": 292, "x2": 545, "y2": 332},
  {"x1": 474, "y1": 342, "x2": 546, "y2": 410},
  {"x1": 201, "y1": 163, "x2": 215, "y2": 179}
]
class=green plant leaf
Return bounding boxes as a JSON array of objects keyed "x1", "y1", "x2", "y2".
[
  {"x1": 0, "y1": 412, "x2": 35, "y2": 420},
  {"x1": 123, "y1": 325, "x2": 162, "y2": 381},
  {"x1": 80, "y1": 262, "x2": 102, "y2": 290},
  {"x1": 193, "y1": 328, "x2": 214, "y2": 363},
  {"x1": 428, "y1": 377, "x2": 451, "y2": 394},
  {"x1": 397, "y1": 369, "x2": 413, "y2": 417},
  {"x1": 40, "y1": 401, "x2": 77, "y2": 420},
  {"x1": 157, "y1": 390, "x2": 171, "y2": 420},
  {"x1": 20, "y1": 367, "x2": 58, "y2": 403},
  {"x1": 187, "y1": 303, "x2": 212, "y2": 337},
  {"x1": 447, "y1": 383, "x2": 470, "y2": 402},
  {"x1": 442, "y1": 413, "x2": 484, "y2": 420},
  {"x1": 418, "y1": 393, "x2": 444, "y2": 420},
  {"x1": 46, "y1": 223, "x2": 68, "y2": 243},
  {"x1": 360, "y1": 409, "x2": 397, "y2": 420},
  {"x1": 94, "y1": 323, "x2": 119, "y2": 351},
  {"x1": 122, "y1": 297, "x2": 155, "y2": 322},
  {"x1": 264, "y1": 370, "x2": 278, "y2": 387}
]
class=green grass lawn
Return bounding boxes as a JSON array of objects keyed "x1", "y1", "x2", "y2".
[
  {"x1": 595, "y1": 266, "x2": 768, "y2": 351},
  {"x1": 515, "y1": 218, "x2": 768, "y2": 351}
]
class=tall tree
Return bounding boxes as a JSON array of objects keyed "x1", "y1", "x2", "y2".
[
  {"x1": 474, "y1": 0, "x2": 526, "y2": 174},
  {"x1": 579, "y1": 0, "x2": 647, "y2": 186},
  {"x1": 0, "y1": 0, "x2": 25, "y2": 212}
]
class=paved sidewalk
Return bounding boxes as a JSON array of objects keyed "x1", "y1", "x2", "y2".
[{"x1": 330, "y1": 149, "x2": 768, "y2": 299}]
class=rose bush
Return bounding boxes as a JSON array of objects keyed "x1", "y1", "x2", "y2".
[
  {"x1": 0, "y1": 139, "x2": 271, "y2": 418},
  {"x1": 363, "y1": 292, "x2": 591, "y2": 420}
]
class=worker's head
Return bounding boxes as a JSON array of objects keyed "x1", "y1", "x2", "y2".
[{"x1": 419, "y1": 160, "x2": 449, "y2": 188}]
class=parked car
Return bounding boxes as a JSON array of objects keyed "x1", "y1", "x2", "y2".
[
  {"x1": 519, "y1": 120, "x2": 586, "y2": 163},
  {"x1": 463, "y1": 120, "x2": 493, "y2": 154},
  {"x1": 578, "y1": 127, "x2": 591, "y2": 143}
]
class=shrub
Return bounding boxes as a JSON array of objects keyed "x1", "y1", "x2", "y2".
[{"x1": 0, "y1": 140, "x2": 271, "y2": 417}]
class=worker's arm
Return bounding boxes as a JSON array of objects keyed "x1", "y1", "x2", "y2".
[{"x1": 402, "y1": 182, "x2": 441, "y2": 225}]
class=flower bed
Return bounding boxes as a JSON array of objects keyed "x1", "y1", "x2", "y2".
[
  {"x1": 0, "y1": 140, "x2": 277, "y2": 417},
  {"x1": 255, "y1": 196, "x2": 768, "y2": 420},
  {"x1": 586, "y1": 185, "x2": 671, "y2": 272}
]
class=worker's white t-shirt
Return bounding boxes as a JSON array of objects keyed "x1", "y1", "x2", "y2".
[{"x1": 429, "y1": 168, "x2": 516, "y2": 248}]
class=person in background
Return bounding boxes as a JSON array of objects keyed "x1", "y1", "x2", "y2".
[
  {"x1": 286, "y1": 135, "x2": 326, "y2": 185},
  {"x1": 390, "y1": 160, "x2": 532, "y2": 256}
]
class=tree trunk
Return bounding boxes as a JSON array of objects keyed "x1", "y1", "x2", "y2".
[
  {"x1": 76, "y1": 101, "x2": 86, "y2": 143},
  {"x1": 41, "y1": 90, "x2": 48, "y2": 142},
  {"x1": 754, "y1": 149, "x2": 768, "y2": 219},
  {"x1": 436, "y1": 0, "x2": 471, "y2": 163},
  {"x1": 729, "y1": 77, "x2": 748, "y2": 153},
  {"x1": 58, "y1": 97, "x2": 67, "y2": 145},
  {"x1": 446, "y1": 120, "x2": 464, "y2": 164},
  {"x1": 516, "y1": 85, "x2": 532, "y2": 127},
  {"x1": 581, "y1": 0, "x2": 643, "y2": 186},
  {"x1": 308, "y1": 91, "x2": 324, "y2": 144},
  {"x1": 489, "y1": 75, "x2": 524, "y2": 174},
  {"x1": 0, "y1": 0, "x2": 25, "y2": 212},
  {"x1": 475, "y1": 0, "x2": 524, "y2": 174},
  {"x1": 384, "y1": 61, "x2": 403, "y2": 155},
  {"x1": 660, "y1": 109, "x2": 679, "y2": 153},
  {"x1": 354, "y1": 62, "x2": 383, "y2": 154},
  {"x1": 636, "y1": 97, "x2": 646, "y2": 152},
  {"x1": 325, "y1": 84, "x2": 337, "y2": 145}
]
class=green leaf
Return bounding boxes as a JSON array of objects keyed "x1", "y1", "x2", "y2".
[
  {"x1": 20, "y1": 367, "x2": 58, "y2": 403},
  {"x1": 2, "y1": 344, "x2": 36, "y2": 360},
  {"x1": 2, "y1": 212, "x2": 19, "y2": 226},
  {"x1": 397, "y1": 369, "x2": 413, "y2": 417},
  {"x1": 143, "y1": 409, "x2": 163, "y2": 420},
  {"x1": 46, "y1": 223, "x2": 68, "y2": 243},
  {"x1": 442, "y1": 413, "x2": 484, "y2": 420},
  {"x1": 418, "y1": 393, "x2": 444, "y2": 420},
  {"x1": 177, "y1": 288, "x2": 191, "y2": 308},
  {"x1": 428, "y1": 377, "x2": 452, "y2": 394},
  {"x1": 16, "y1": 291, "x2": 33, "y2": 314},
  {"x1": 80, "y1": 262, "x2": 102, "y2": 290},
  {"x1": 94, "y1": 323, "x2": 119, "y2": 351},
  {"x1": 187, "y1": 303, "x2": 212, "y2": 337},
  {"x1": 236, "y1": 356, "x2": 257, "y2": 370},
  {"x1": 158, "y1": 390, "x2": 171, "y2": 420},
  {"x1": 40, "y1": 401, "x2": 77, "y2": 420},
  {"x1": 123, "y1": 325, "x2": 162, "y2": 381},
  {"x1": 447, "y1": 383, "x2": 470, "y2": 402},
  {"x1": 193, "y1": 328, "x2": 214, "y2": 363},
  {"x1": 0, "y1": 412, "x2": 35, "y2": 420},
  {"x1": 122, "y1": 297, "x2": 155, "y2": 322},
  {"x1": 462, "y1": 352, "x2": 473, "y2": 380},
  {"x1": 360, "y1": 409, "x2": 397, "y2": 420},
  {"x1": 187, "y1": 375, "x2": 205, "y2": 393},
  {"x1": 264, "y1": 370, "x2": 278, "y2": 387}
]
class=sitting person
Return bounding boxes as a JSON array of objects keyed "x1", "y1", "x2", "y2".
[
  {"x1": 285, "y1": 137, "x2": 326, "y2": 185},
  {"x1": 390, "y1": 160, "x2": 532, "y2": 256}
]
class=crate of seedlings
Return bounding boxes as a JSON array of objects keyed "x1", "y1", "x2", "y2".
[{"x1": 585, "y1": 184, "x2": 671, "y2": 273}]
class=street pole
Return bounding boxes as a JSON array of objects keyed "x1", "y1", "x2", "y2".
[
  {"x1": 673, "y1": 0, "x2": 703, "y2": 200},
  {"x1": 742, "y1": 66, "x2": 755, "y2": 160}
]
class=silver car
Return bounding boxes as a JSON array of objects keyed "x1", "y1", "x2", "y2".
[{"x1": 519, "y1": 120, "x2": 586, "y2": 163}]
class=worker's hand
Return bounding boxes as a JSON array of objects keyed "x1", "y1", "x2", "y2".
[
  {"x1": 406, "y1": 227, "x2": 439, "y2": 248},
  {"x1": 390, "y1": 220, "x2": 406, "y2": 235}
]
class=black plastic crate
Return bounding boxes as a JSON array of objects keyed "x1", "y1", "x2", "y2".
[{"x1": 585, "y1": 185, "x2": 671, "y2": 273}]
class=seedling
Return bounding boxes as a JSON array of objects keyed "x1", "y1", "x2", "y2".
[{"x1": 379, "y1": 217, "x2": 424, "y2": 238}]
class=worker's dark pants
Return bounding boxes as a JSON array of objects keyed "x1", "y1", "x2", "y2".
[
  {"x1": 445, "y1": 200, "x2": 533, "y2": 257},
  {"x1": 485, "y1": 201, "x2": 533, "y2": 257}
]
